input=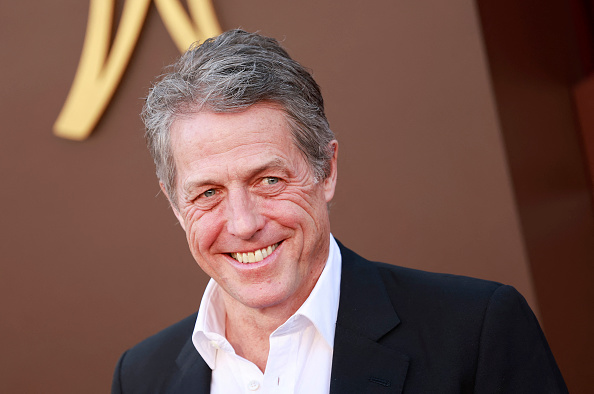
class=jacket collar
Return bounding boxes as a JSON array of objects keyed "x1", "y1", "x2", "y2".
[
  {"x1": 330, "y1": 241, "x2": 409, "y2": 394},
  {"x1": 164, "y1": 337, "x2": 211, "y2": 394}
]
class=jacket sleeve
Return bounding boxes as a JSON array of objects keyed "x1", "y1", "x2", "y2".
[{"x1": 473, "y1": 285, "x2": 568, "y2": 393}]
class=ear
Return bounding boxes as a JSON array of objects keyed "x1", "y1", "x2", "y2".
[
  {"x1": 159, "y1": 182, "x2": 187, "y2": 231},
  {"x1": 323, "y1": 140, "x2": 338, "y2": 202}
]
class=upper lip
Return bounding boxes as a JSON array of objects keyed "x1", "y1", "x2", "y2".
[{"x1": 228, "y1": 241, "x2": 280, "y2": 255}]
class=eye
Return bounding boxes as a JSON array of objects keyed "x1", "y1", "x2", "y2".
[
  {"x1": 262, "y1": 177, "x2": 279, "y2": 185},
  {"x1": 202, "y1": 189, "x2": 216, "y2": 198}
]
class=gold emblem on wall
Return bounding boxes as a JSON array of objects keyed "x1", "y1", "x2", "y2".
[{"x1": 54, "y1": 0, "x2": 222, "y2": 140}]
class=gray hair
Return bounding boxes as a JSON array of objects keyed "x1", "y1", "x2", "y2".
[{"x1": 142, "y1": 29, "x2": 335, "y2": 204}]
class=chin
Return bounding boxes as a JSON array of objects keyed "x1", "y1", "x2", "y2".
[{"x1": 234, "y1": 286, "x2": 294, "y2": 310}]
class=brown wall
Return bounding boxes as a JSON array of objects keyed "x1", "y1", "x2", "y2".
[
  {"x1": 1, "y1": 1, "x2": 589, "y2": 392},
  {"x1": 477, "y1": 1, "x2": 594, "y2": 391}
]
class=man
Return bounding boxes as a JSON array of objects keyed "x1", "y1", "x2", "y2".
[{"x1": 112, "y1": 30, "x2": 567, "y2": 393}]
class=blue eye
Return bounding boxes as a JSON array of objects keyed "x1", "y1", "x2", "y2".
[
  {"x1": 264, "y1": 177, "x2": 279, "y2": 185},
  {"x1": 203, "y1": 189, "x2": 216, "y2": 197}
]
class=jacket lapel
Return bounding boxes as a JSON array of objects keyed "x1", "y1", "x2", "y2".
[
  {"x1": 166, "y1": 338, "x2": 212, "y2": 394},
  {"x1": 330, "y1": 243, "x2": 409, "y2": 393}
]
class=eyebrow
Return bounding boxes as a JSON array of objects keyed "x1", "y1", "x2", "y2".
[
  {"x1": 247, "y1": 158, "x2": 289, "y2": 178},
  {"x1": 182, "y1": 158, "x2": 289, "y2": 194}
]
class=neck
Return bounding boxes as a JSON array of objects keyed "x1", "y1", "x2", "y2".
[
  {"x1": 220, "y1": 237, "x2": 331, "y2": 371},
  {"x1": 222, "y1": 300, "x2": 294, "y2": 372}
]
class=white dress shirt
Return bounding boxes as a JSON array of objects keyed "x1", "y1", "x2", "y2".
[{"x1": 192, "y1": 235, "x2": 342, "y2": 394}]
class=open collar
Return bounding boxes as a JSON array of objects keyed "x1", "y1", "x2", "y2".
[{"x1": 167, "y1": 241, "x2": 410, "y2": 394}]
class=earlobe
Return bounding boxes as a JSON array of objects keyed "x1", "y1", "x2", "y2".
[
  {"x1": 159, "y1": 182, "x2": 186, "y2": 231},
  {"x1": 323, "y1": 140, "x2": 339, "y2": 202}
]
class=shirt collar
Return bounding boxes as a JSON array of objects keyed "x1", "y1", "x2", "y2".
[
  {"x1": 288, "y1": 235, "x2": 341, "y2": 348},
  {"x1": 192, "y1": 234, "x2": 342, "y2": 369}
]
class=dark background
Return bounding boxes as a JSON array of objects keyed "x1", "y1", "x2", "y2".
[{"x1": 1, "y1": 0, "x2": 593, "y2": 392}]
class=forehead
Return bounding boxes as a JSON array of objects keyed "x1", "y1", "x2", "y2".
[{"x1": 169, "y1": 104, "x2": 304, "y2": 180}]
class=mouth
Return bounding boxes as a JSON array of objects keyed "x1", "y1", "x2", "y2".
[{"x1": 229, "y1": 242, "x2": 280, "y2": 264}]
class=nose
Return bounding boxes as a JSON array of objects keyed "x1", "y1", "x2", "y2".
[{"x1": 225, "y1": 189, "x2": 264, "y2": 240}]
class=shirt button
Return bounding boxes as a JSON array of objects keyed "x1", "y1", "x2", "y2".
[{"x1": 247, "y1": 380, "x2": 260, "y2": 391}]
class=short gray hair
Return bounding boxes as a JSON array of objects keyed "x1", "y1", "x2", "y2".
[{"x1": 142, "y1": 29, "x2": 335, "y2": 203}]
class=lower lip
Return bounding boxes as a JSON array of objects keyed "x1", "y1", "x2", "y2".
[{"x1": 226, "y1": 242, "x2": 282, "y2": 269}]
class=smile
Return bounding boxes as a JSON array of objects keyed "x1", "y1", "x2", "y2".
[{"x1": 229, "y1": 242, "x2": 280, "y2": 264}]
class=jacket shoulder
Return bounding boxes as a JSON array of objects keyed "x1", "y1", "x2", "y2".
[
  {"x1": 340, "y1": 242, "x2": 504, "y2": 307},
  {"x1": 113, "y1": 313, "x2": 198, "y2": 393},
  {"x1": 337, "y1": 242, "x2": 518, "y2": 342},
  {"x1": 374, "y1": 260, "x2": 504, "y2": 301},
  {"x1": 124, "y1": 313, "x2": 197, "y2": 364}
]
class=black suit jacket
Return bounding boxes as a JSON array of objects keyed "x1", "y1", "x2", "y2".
[{"x1": 112, "y1": 243, "x2": 567, "y2": 393}]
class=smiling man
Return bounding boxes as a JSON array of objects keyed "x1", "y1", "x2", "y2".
[
  {"x1": 167, "y1": 104, "x2": 337, "y2": 376},
  {"x1": 112, "y1": 30, "x2": 567, "y2": 393}
]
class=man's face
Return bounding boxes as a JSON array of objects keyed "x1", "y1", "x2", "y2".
[{"x1": 166, "y1": 104, "x2": 338, "y2": 313}]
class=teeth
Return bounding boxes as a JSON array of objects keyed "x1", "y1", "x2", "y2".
[{"x1": 230, "y1": 243, "x2": 279, "y2": 264}]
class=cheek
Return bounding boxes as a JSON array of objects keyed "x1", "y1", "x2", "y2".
[
  {"x1": 262, "y1": 192, "x2": 325, "y2": 230},
  {"x1": 184, "y1": 208, "x2": 226, "y2": 253},
  {"x1": 279, "y1": 185, "x2": 327, "y2": 214}
]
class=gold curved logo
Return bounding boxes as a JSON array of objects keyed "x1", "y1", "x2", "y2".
[{"x1": 54, "y1": 0, "x2": 222, "y2": 140}]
